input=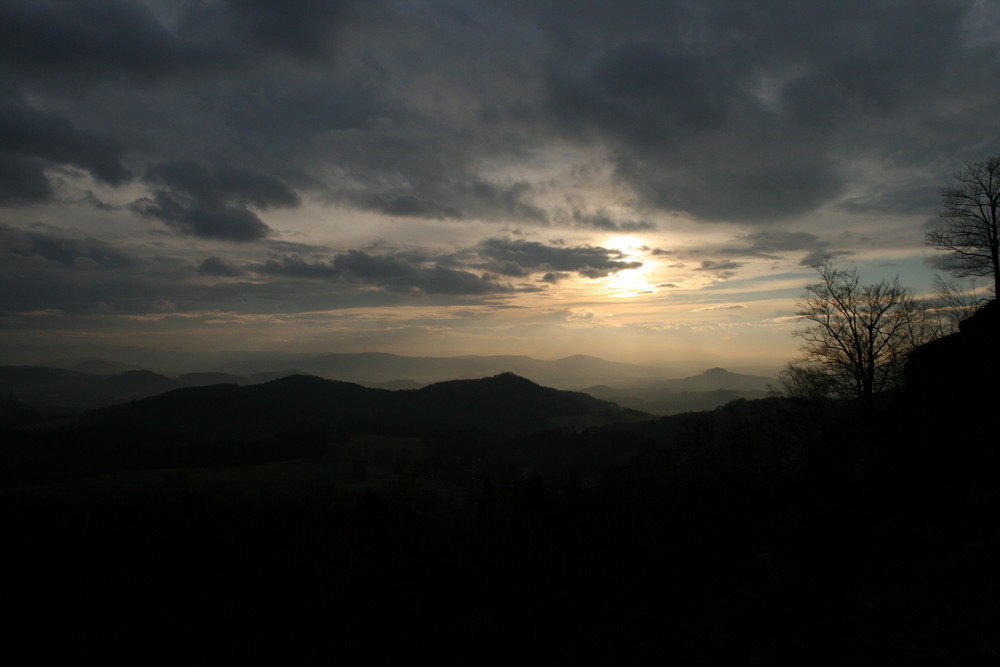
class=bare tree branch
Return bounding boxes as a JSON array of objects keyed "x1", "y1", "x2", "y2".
[
  {"x1": 780, "y1": 263, "x2": 932, "y2": 412},
  {"x1": 927, "y1": 156, "x2": 1000, "y2": 295}
]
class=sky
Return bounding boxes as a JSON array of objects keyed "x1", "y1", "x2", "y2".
[{"x1": 2, "y1": 0, "x2": 999, "y2": 370}]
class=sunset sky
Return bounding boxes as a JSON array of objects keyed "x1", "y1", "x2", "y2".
[{"x1": 2, "y1": 0, "x2": 999, "y2": 369}]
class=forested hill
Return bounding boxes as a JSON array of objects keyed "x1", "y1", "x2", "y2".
[{"x1": 79, "y1": 371, "x2": 647, "y2": 443}]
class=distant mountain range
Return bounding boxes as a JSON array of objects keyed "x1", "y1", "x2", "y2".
[
  {"x1": 582, "y1": 367, "x2": 775, "y2": 414},
  {"x1": 0, "y1": 358, "x2": 775, "y2": 416},
  {"x1": 0, "y1": 366, "x2": 304, "y2": 410},
  {"x1": 209, "y1": 352, "x2": 669, "y2": 388}
]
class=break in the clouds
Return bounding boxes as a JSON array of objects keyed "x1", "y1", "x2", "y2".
[{"x1": 2, "y1": 0, "x2": 999, "y2": 360}]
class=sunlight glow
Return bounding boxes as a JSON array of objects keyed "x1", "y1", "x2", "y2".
[{"x1": 605, "y1": 235, "x2": 657, "y2": 298}]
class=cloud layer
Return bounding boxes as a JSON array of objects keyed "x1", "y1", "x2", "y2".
[
  {"x1": 5, "y1": 0, "x2": 996, "y2": 225},
  {"x1": 2, "y1": 0, "x2": 998, "y2": 357}
]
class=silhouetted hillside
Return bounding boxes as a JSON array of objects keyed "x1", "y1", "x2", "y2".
[
  {"x1": 0, "y1": 367, "x2": 181, "y2": 410},
  {"x1": 56, "y1": 358, "x2": 144, "y2": 375},
  {"x1": 0, "y1": 365, "x2": 308, "y2": 415},
  {"x1": 89, "y1": 369, "x2": 178, "y2": 404},
  {"x1": 245, "y1": 369, "x2": 306, "y2": 383},
  {"x1": 80, "y1": 372, "x2": 648, "y2": 446},
  {"x1": 0, "y1": 365, "x2": 94, "y2": 396},
  {"x1": 213, "y1": 351, "x2": 666, "y2": 387},
  {"x1": 175, "y1": 371, "x2": 244, "y2": 387}
]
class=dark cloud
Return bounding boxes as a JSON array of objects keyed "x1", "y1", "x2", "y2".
[
  {"x1": 130, "y1": 161, "x2": 300, "y2": 241},
  {"x1": 179, "y1": 0, "x2": 362, "y2": 65},
  {"x1": 259, "y1": 251, "x2": 515, "y2": 296},
  {"x1": 478, "y1": 238, "x2": 641, "y2": 278},
  {"x1": 540, "y1": 37, "x2": 845, "y2": 221},
  {"x1": 532, "y1": 1, "x2": 994, "y2": 222},
  {"x1": 143, "y1": 161, "x2": 299, "y2": 209},
  {"x1": 78, "y1": 190, "x2": 119, "y2": 211},
  {"x1": 694, "y1": 259, "x2": 744, "y2": 279},
  {"x1": 719, "y1": 230, "x2": 822, "y2": 260},
  {"x1": 566, "y1": 206, "x2": 655, "y2": 231},
  {"x1": 0, "y1": 224, "x2": 137, "y2": 269},
  {"x1": 3, "y1": 0, "x2": 1000, "y2": 330},
  {"x1": 837, "y1": 177, "x2": 941, "y2": 215},
  {"x1": 263, "y1": 239, "x2": 335, "y2": 255},
  {"x1": 130, "y1": 194, "x2": 272, "y2": 242},
  {"x1": 258, "y1": 255, "x2": 341, "y2": 280},
  {"x1": 541, "y1": 272, "x2": 571, "y2": 283},
  {"x1": 198, "y1": 256, "x2": 244, "y2": 277},
  {"x1": 0, "y1": 0, "x2": 214, "y2": 82},
  {"x1": 360, "y1": 194, "x2": 463, "y2": 220},
  {"x1": 336, "y1": 250, "x2": 514, "y2": 295},
  {"x1": 0, "y1": 246, "x2": 408, "y2": 317},
  {"x1": 9, "y1": 0, "x2": 989, "y2": 228},
  {"x1": 0, "y1": 96, "x2": 130, "y2": 203},
  {"x1": 481, "y1": 260, "x2": 531, "y2": 278},
  {"x1": 715, "y1": 230, "x2": 853, "y2": 267},
  {"x1": 0, "y1": 152, "x2": 52, "y2": 205},
  {"x1": 549, "y1": 42, "x2": 733, "y2": 143},
  {"x1": 211, "y1": 164, "x2": 302, "y2": 209},
  {"x1": 608, "y1": 132, "x2": 844, "y2": 223},
  {"x1": 462, "y1": 181, "x2": 548, "y2": 224},
  {"x1": 347, "y1": 180, "x2": 547, "y2": 224},
  {"x1": 0, "y1": 0, "x2": 362, "y2": 84},
  {"x1": 0, "y1": 225, "x2": 171, "y2": 317},
  {"x1": 696, "y1": 260, "x2": 744, "y2": 272},
  {"x1": 799, "y1": 247, "x2": 853, "y2": 268}
]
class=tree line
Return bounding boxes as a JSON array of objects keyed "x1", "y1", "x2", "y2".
[{"x1": 781, "y1": 155, "x2": 999, "y2": 412}]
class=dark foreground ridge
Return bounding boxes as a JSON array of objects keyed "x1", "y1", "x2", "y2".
[{"x1": 2, "y1": 307, "x2": 999, "y2": 664}]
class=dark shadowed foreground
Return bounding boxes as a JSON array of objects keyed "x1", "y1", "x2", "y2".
[{"x1": 2, "y1": 306, "x2": 999, "y2": 665}]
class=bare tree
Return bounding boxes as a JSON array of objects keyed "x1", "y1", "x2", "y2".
[
  {"x1": 931, "y1": 274, "x2": 982, "y2": 333},
  {"x1": 926, "y1": 156, "x2": 1000, "y2": 296},
  {"x1": 781, "y1": 263, "x2": 931, "y2": 413}
]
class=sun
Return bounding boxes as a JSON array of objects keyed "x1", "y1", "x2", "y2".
[
  {"x1": 604, "y1": 235, "x2": 655, "y2": 298},
  {"x1": 607, "y1": 235, "x2": 645, "y2": 255}
]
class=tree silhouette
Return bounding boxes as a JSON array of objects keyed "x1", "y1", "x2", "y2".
[
  {"x1": 781, "y1": 263, "x2": 930, "y2": 412},
  {"x1": 926, "y1": 156, "x2": 1000, "y2": 296},
  {"x1": 931, "y1": 274, "x2": 982, "y2": 333}
]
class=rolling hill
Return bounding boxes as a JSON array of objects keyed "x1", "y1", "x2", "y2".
[{"x1": 80, "y1": 372, "x2": 649, "y2": 444}]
